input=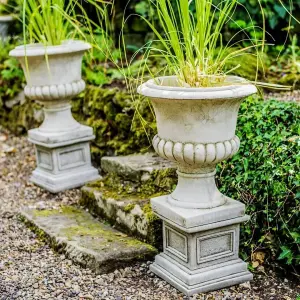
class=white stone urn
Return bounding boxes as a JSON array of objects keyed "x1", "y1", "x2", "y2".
[
  {"x1": 10, "y1": 40, "x2": 100, "y2": 193},
  {"x1": 0, "y1": 15, "x2": 13, "y2": 39},
  {"x1": 138, "y1": 76, "x2": 257, "y2": 295}
]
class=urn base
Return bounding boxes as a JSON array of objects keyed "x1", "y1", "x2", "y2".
[
  {"x1": 150, "y1": 195, "x2": 252, "y2": 296},
  {"x1": 30, "y1": 165, "x2": 100, "y2": 193},
  {"x1": 151, "y1": 255, "x2": 252, "y2": 296},
  {"x1": 28, "y1": 125, "x2": 100, "y2": 193}
]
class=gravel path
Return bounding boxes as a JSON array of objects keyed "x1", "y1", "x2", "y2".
[
  {"x1": 0, "y1": 126, "x2": 299, "y2": 300},
  {"x1": 266, "y1": 90, "x2": 300, "y2": 102}
]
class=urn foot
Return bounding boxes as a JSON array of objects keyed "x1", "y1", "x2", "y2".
[
  {"x1": 30, "y1": 165, "x2": 100, "y2": 193},
  {"x1": 151, "y1": 255, "x2": 252, "y2": 296}
]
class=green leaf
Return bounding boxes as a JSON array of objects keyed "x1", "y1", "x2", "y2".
[
  {"x1": 274, "y1": 4, "x2": 287, "y2": 19},
  {"x1": 278, "y1": 246, "x2": 293, "y2": 264},
  {"x1": 135, "y1": 2, "x2": 148, "y2": 16}
]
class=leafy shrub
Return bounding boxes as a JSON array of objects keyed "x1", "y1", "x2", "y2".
[
  {"x1": 0, "y1": 39, "x2": 26, "y2": 133},
  {"x1": 0, "y1": 40, "x2": 23, "y2": 100},
  {"x1": 217, "y1": 97, "x2": 299, "y2": 270}
]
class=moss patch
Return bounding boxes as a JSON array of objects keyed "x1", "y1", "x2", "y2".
[
  {"x1": 33, "y1": 206, "x2": 82, "y2": 218},
  {"x1": 81, "y1": 170, "x2": 168, "y2": 248},
  {"x1": 87, "y1": 168, "x2": 176, "y2": 201},
  {"x1": 31, "y1": 205, "x2": 157, "y2": 252}
]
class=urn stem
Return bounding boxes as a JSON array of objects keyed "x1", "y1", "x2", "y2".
[
  {"x1": 39, "y1": 104, "x2": 81, "y2": 133},
  {"x1": 169, "y1": 169, "x2": 226, "y2": 209}
]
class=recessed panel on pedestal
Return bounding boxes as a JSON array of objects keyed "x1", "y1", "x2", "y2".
[
  {"x1": 58, "y1": 146, "x2": 86, "y2": 170},
  {"x1": 37, "y1": 149, "x2": 53, "y2": 171},
  {"x1": 165, "y1": 225, "x2": 188, "y2": 262},
  {"x1": 197, "y1": 229, "x2": 235, "y2": 264}
]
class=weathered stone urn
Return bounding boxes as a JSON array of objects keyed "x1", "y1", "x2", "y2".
[
  {"x1": 10, "y1": 40, "x2": 100, "y2": 193},
  {"x1": 138, "y1": 76, "x2": 257, "y2": 295},
  {"x1": 0, "y1": 15, "x2": 13, "y2": 39}
]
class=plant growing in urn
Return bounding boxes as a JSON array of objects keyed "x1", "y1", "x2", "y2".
[
  {"x1": 9, "y1": 0, "x2": 108, "y2": 192},
  {"x1": 134, "y1": 0, "x2": 285, "y2": 295}
]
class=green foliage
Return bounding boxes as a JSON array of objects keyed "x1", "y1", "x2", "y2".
[
  {"x1": 0, "y1": 0, "x2": 21, "y2": 15},
  {"x1": 268, "y1": 34, "x2": 300, "y2": 89},
  {"x1": 234, "y1": 0, "x2": 300, "y2": 32},
  {"x1": 0, "y1": 39, "x2": 24, "y2": 103},
  {"x1": 82, "y1": 33, "x2": 122, "y2": 86},
  {"x1": 123, "y1": 0, "x2": 300, "y2": 48},
  {"x1": 217, "y1": 97, "x2": 299, "y2": 268}
]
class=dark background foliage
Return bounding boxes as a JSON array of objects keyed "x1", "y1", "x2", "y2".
[{"x1": 111, "y1": 0, "x2": 300, "y2": 52}]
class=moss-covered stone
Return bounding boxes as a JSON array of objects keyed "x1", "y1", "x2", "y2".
[
  {"x1": 79, "y1": 154, "x2": 177, "y2": 248},
  {"x1": 123, "y1": 203, "x2": 136, "y2": 213},
  {"x1": 20, "y1": 206, "x2": 157, "y2": 274}
]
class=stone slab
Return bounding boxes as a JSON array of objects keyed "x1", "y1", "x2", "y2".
[
  {"x1": 151, "y1": 195, "x2": 248, "y2": 232},
  {"x1": 81, "y1": 186, "x2": 162, "y2": 247},
  {"x1": 150, "y1": 254, "x2": 253, "y2": 296},
  {"x1": 20, "y1": 206, "x2": 157, "y2": 274},
  {"x1": 101, "y1": 153, "x2": 176, "y2": 181}
]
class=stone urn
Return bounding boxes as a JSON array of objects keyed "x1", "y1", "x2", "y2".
[
  {"x1": 10, "y1": 40, "x2": 100, "y2": 193},
  {"x1": 0, "y1": 15, "x2": 13, "y2": 39},
  {"x1": 138, "y1": 76, "x2": 257, "y2": 296}
]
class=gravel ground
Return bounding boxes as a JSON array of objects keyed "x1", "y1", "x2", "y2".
[
  {"x1": 266, "y1": 90, "x2": 300, "y2": 102},
  {"x1": 0, "y1": 126, "x2": 299, "y2": 300}
]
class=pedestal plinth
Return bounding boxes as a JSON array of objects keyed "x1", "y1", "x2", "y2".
[
  {"x1": 150, "y1": 196, "x2": 253, "y2": 296},
  {"x1": 28, "y1": 124, "x2": 100, "y2": 193}
]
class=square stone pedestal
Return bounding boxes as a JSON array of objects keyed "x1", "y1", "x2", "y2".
[
  {"x1": 28, "y1": 125, "x2": 100, "y2": 193},
  {"x1": 150, "y1": 196, "x2": 252, "y2": 296}
]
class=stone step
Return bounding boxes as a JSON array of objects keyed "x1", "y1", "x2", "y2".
[
  {"x1": 101, "y1": 153, "x2": 176, "y2": 181},
  {"x1": 81, "y1": 186, "x2": 162, "y2": 248},
  {"x1": 20, "y1": 206, "x2": 157, "y2": 274},
  {"x1": 80, "y1": 153, "x2": 177, "y2": 247}
]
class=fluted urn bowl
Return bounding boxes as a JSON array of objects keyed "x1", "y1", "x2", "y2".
[
  {"x1": 138, "y1": 76, "x2": 257, "y2": 209},
  {"x1": 9, "y1": 40, "x2": 91, "y2": 133}
]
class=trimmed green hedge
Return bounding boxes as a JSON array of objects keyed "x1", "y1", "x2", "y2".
[{"x1": 217, "y1": 97, "x2": 299, "y2": 269}]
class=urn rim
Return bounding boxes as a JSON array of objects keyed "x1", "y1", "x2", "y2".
[
  {"x1": 0, "y1": 15, "x2": 14, "y2": 21},
  {"x1": 9, "y1": 39, "x2": 91, "y2": 57},
  {"x1": 137, "y1": 75, "x2": 257, "y2": 100}
]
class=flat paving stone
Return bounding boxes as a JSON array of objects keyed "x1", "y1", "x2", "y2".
[{"x1": 20, "y1": 206, "x2": 157, "y2": 274}]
